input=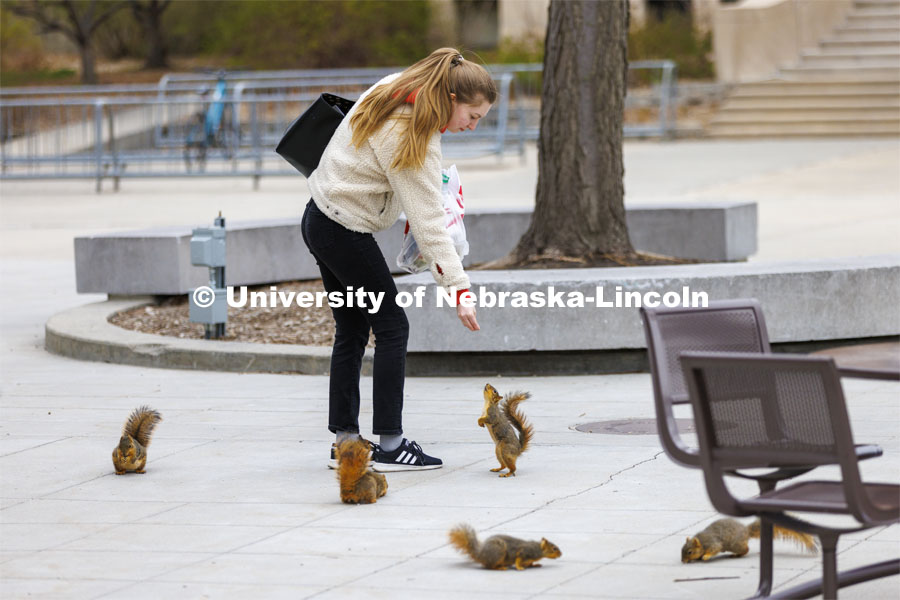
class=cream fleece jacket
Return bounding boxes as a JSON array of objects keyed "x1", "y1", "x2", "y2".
[{"x1": 308, "y1": 74, "x2": 470, "y2": 292}]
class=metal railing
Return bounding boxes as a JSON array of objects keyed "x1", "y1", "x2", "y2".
[{"x1": 0, "y1": 61, "x2": 676, "y2": 190}]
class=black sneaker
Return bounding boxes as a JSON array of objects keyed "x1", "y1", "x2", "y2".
[
  {"x1": 372, "y1": 438, "x2": 443, "y2": 472},
  {"x1": 328, "y1": 437, "x2": 376, "y2": 470}
]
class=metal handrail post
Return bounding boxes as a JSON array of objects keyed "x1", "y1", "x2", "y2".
[
  {"x1": 668, "y1": 63, "x2": 678, "y2": 138},
  {"x1": 251, "y1": 101, "x2": 261, "y2": 190},
  {"x1": 1, "y1": 105, "x2": 7, "y2": 173},
  {"x1": 494, "y1": 73, "x2": 512, "y2": 162},
  {"x1": 94, "y1": 100, "x2": 104, "y2": 193},
  {"x1": 105, "y1": 103, "x2": 120, "y2": 191},
  {"x1": 517, "y1": 101, "x2": 526, "y2": 164},
  {"x1": 659, "y1": 61, "x2": 676, "y2": 138},
  {"x1": 155, "y1": 74, "x2": 170, "y2": 147},
  {"x1": 233, "y1": 82, "x2": 246, "y2": 173}
]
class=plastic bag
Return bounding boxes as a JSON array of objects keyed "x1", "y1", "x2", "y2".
[{"x1": 397, "y1": 164, "x2": 468, "y2": 274}]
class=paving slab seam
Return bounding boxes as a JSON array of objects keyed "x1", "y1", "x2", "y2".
[
  {"x1": 528, "y1": 530, "x2": 683, "y2": 599},
  {"x1": 0, "y1": 437, "x2": 73, "y2": 458},
  {"x1": 486, "y1": 451, "x2": 666, "y2": 535},
  {"x1": 775, "y1": 526, "x2": 897, "y2": 590},
  {"x1": 301, "y1": 550, "x2": 448, "y2": 600},
  {"x1": 300, "y1": 540, "x2": 486, "y2": 600},
  {"x1": 88, "y1": 521, "x2": 304, "y2": 600},
  {"x1": 129, "y1": 502, "x2": 194, "y2": 524},
  {"x1": 106, "y1": 501, "x2": 374, "y2": 600}
]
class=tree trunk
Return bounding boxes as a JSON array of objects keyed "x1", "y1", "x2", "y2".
[
  {"x1": 507, "y1": 0, "x2": 633, "y2": 267},
  {"x1": 133, "y1": 0, "x2": 170, "y2": 70},
  {"x1": 79, "y1": 40, "x2": 98, "y2": 84}
]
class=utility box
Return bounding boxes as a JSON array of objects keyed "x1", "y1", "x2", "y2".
[
  {"x1": 189, "y1": 213, "x2": 227, "y2": 338},
  {"x1": 190, "y1": 227, "x2": 226, "y2": 267},
  {"x1": 189, "y1": 286, "x2": 228, "y2": 324}
]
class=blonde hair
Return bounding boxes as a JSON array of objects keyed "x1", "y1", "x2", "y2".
[{"x1": 349, "y1": 48, "x2": 498, "y2": 170}]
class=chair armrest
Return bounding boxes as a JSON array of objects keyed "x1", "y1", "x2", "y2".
[{"x1": 854, "y1": 444, "x2": 883, "y2": 461}]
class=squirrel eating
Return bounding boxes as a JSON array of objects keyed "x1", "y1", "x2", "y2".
[
  {"x1": 336, "y1": 438, "x2": 388, "y2": 504},
  {"x1": 682, "y1": 518, "x2": 818, "y2": 563},
  {"x1": 112, "y1": 406, "x2": 162, "y2": 475}
]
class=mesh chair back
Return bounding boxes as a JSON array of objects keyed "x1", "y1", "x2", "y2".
[
  {"x1": 642, "y1": 300, "x2": 770, "y2": 407},
  {"x1": 640, "y1": 300, "x2": 771, "y2": 467},
  {"x1": 680, "y1": 352, "x2": 895, "y2": 524},
  {"x1": 682, "y1": 353, "x2": 856, "y2": 470},
  {"x1": 681, "y1": 353, "x2": 847, "y2": 470}
]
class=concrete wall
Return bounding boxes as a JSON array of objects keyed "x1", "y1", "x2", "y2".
[
  {"x1": 712, "y1": 0, "x2": 853, "y2": 83},
  {"x1": 497, "y1": 0, "x2": 718, "y2": 39},
  {"x1": 398, "y1": 255, "x2": 900, "y2": 352},
  {"x1": 498, "y1": 0, "x2": 549, "y2": 41},
  {"x1": 74, "y1": 203, "x2": 757, "y2": 295}
]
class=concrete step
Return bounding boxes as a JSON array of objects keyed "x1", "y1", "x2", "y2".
[
  {"x1": 708, "y1": 121, "x2": 900, "y2": 136},
  {"x1": 820, "y1": 37, "x2": 900, "y2": 49},
  {"x1": 841, "y1": 21, "x2": 900, "y2": 32},
  {"x1": 712, "y1": 108, "x2": 900, "y2": 123},
  {"x1": 723, "y1": 95, "x2": 900, "y2": 109},
  {"x1": 825, "y1": 31, "x2": 900, "y2": 42},
  {"x1": 778, "y1": 66, "x2": 900, "y2": 81},
  {"x1": 832, "y1": 25, "x2": 900, "y2": 35},
  {"x1": 812, "y1": 43, "x2": 900, "y2": 55},
  {"x1": 733, "y1": 81, "x2": 900, "y2": 95},
  {"x1": 855, "y1": 0, "x2": 900, "y2": 8},
  {"x1": 847, "y1": 8, "x2": 900, "y2": 19},
  {"x1": 797, "y1": 54, "x2": 900, "y2": 68}
]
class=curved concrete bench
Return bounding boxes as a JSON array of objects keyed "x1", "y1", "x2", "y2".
[
  {"x1": 399, "y1": 255, "x2": 900, "y2": 352},
  {"x1": 47, "y1": 255, "x2": 899, "y2": 376}
]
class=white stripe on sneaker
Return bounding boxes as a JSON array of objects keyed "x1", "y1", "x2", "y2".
[
  {"x1": 405, "y1": 453, "x2": 416, "y2": 464},
  {"x1": 397, "y1": 451, "x2": 409, "y2": 464}
]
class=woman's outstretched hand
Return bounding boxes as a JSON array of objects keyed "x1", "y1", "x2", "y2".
[{"x1": 457, "y1": 304, "x2": 480, "y2": 331}]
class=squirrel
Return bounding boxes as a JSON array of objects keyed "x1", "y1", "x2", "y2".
[
  {"x1": 112, "y1": 406, "x2": 162, "y2": 475},
  {"x1": 449, "y1": 524, "x2": 561, "y2": 570},
  {"x1": 478, "y1": 383, "x2": 534, "y2": 477},
  {"x1": 681, "y1": 518, "x2": 818, "y2": 563},
  {"x1": 336, "y1": 438, "x2": 388, "y2": 504}
]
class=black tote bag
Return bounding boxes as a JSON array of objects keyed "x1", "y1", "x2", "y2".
[{"x1": 275, "y1": 93, "x2": 355, "y2": 177}]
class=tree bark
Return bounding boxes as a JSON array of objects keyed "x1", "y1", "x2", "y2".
[
  {"x1": 79, "y1": 40, "x2": 97, "y2": 84},
  {"x1": 131, "y1": 0, "x2": 171, "y2": 70},
  {"x1": 506, "y1": 0, "x2": 633, "y2": 266}
]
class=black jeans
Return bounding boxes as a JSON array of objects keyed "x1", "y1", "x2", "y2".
[{"x1": 300, "y1": 199, "x2": 408, "y2": 435}]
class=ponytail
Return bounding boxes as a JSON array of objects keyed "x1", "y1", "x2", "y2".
[{"x1": 349, "y1": 48, "x2": 498, "y2": 170}]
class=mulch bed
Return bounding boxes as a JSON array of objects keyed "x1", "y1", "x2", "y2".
[{"x1": 109, "y1": 280, "x2": 360, "y2": 347}]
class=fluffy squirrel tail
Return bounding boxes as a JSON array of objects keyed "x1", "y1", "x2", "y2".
[
  {"x1": 123, "y1": 406, "x2": 162, "y2": 447},
  {"x1": 337, "y1": 439, "x2": 371, "y2": 491},
  {"x1": 748, "y1": 519, "x2": 819, "y2": 553},
  {"x1": 449, "y1": 523, "x2": 482, "y2": 561},
  {"x1": 503, "y1": 392, "x2": 534, "y2": 453}
]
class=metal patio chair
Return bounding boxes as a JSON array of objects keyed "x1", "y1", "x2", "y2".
[
  {"x1": 640, "y1": 299, "x2": 883, "y2": 596},
  {"x1": 681, "y1": 352, "x2": 899, "y2": 599}
]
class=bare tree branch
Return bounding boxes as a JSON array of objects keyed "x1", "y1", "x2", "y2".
[
  {"x1": 6, "y1": 0, "x2": 125, "y2": 83},
  {"x1": 6, "y1": 1, "x2": 70, "y2": 37}
]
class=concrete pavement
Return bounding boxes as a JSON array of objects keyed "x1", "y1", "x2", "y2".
[{"x1": 1, "y1": 137, "x2": 899, "y2": 599}]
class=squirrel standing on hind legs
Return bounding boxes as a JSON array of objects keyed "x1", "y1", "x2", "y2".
[
  {"x1": 337, "y1": 439, "x2": 388, "y2": 504},
  {"x1": 681, "y1": 518, "x2": 818, "y2": 563},
  {"x1": 478, "y1": 383, "x2": 534, "y2": 477},
  {"x1": 112, "y1": 406, "x2": 162, "y2": 475},
  {"x1": 449, "y1": 524, "x2": 561, "y2": 570}
]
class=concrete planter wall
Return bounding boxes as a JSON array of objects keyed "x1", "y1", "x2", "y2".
[
  {"x1": 399, "y1": 255, "x2": 900, "y2": 352},
  {"x1": 75, "y1": 202, "x2": 757, "y2": 295}
]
